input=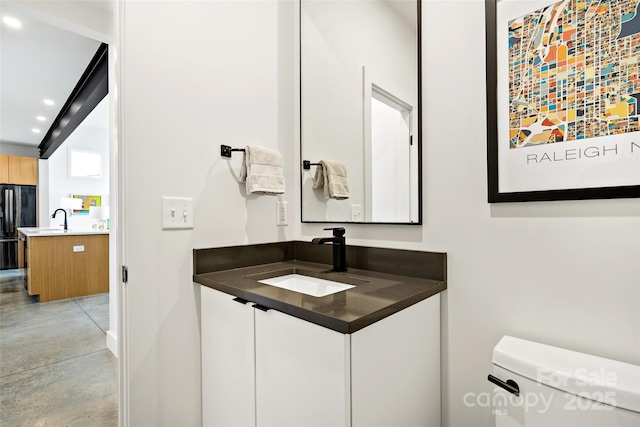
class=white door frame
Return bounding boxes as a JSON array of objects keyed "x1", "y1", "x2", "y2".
[{"x1": 114, "y1": 1, "x2": 129, "y2": 425}]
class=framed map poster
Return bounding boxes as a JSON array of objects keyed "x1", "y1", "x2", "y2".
[{"x1": 486, "y1": 0, "x2": 640, "y2": 202}]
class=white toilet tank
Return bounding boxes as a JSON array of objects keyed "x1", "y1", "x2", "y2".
[{"x1": 489, "y1": 336, "x2": 640, "y2": 427}]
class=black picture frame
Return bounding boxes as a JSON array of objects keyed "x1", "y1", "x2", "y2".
[{"x1": 485, "y1": 0, "x2": 640, "y2": 203}]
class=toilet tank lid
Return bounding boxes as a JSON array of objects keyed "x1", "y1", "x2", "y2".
[{"x1": 492, "y1": 336, "x2": 640, "y2": 413}]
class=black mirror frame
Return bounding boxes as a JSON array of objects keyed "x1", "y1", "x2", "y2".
[{"x1": 299, "y1": 0, "x2": 423, "y2": 225}]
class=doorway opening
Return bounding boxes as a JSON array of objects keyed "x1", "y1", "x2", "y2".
[
  {"x1": 0, "y1": 2, "x2": 120, "y2": 426},
  {"x1": 370, "y1": 85, "x2": 414, "y2": 223}
]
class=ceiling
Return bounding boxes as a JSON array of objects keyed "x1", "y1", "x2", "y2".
[{"x1": 0, "y1": 1, "x2": 106, "y2": 151}]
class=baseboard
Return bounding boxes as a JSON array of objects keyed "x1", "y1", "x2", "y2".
[{"x1": 107, "y1": 330, "x2": 118, "y2": 357}]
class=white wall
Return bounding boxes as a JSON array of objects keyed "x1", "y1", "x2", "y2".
[
  {"x1": 424, "y1": 3, "x2": 638, "y2": 424},
  {"x1": 0, "y1": 142, "x2": 39, "y2": 157},
  {"x1": 118, "y1": 0, "x2": 639, "y2": 426},
  {"x1": 119, "y1": 1, "x2": 296, "y2": 425},
  {"x1": 303, "y1": 1, "x2": 640, "y2": 426}
]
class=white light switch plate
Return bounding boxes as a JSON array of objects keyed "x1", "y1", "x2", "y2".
[{"x1": 162, "y1": 196, "x2": 194, "y2": 230}]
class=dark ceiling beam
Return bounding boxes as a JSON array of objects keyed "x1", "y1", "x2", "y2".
[{"x1": 38, "y1": 43, "x2": 108, "y2": 159}]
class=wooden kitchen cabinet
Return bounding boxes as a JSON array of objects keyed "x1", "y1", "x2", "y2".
[
  {"x1": 0, "y1": 155, "x2": 38, "y2": 185},
  {"x1": 201, "y1": 286, "x2": 441, "y2": 427},
  {"x1": 0, "y1": 155, "x2": 8, "y2": 183},
  {"x1": 9, "y1": 156, "x2": 38, "y2": 185},
  {"x1": 26, "y1": 233, "x2": 109, "y2": 302}
]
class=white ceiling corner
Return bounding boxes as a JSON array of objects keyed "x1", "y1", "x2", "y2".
[{"x1": 0, "y1": 1, "x2": 110, "y2": 150}]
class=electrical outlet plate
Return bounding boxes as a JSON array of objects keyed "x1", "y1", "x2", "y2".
[
  {"x1": 162, "y1": 196, "x2": 194, "y2": 230},
  {"x1": 351, "y1": 204, "x2": 362, "y2": 222},
  {"x1": 276, "y1": 200, "x2": 288, "y2": 226}
]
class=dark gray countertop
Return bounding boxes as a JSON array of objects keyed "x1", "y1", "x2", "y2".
[{"x1": 194, "y1": 258, "x2": 446, "y2": 333}]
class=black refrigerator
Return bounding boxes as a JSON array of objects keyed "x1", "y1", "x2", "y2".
[{"x1": 0, "y1": 185, "x2": 37, "y2": 270}]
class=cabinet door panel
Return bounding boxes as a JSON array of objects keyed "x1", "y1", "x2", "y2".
[
  {"x1": 351, "y1": 295, "x2": 441, "y2": 427},
  {"x1": 255, "y1": 309, "x2": 350, "y2": 427},
  {"x1": 201, "y1": 287, "x2": 256, "y2": 427},
  {"x1": 0, "y1": 155, "x2": 8, "y2": 183},
  {"x1": 84, "y1": 235, "x2": 109, "y2": 295},
  {"x1": 8, "y1": 156, "x2": 37, "y2": 185}
]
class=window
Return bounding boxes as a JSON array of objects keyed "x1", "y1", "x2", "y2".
[{"x1": 69, "y1": 149, "x2": 102, "y2": 179}]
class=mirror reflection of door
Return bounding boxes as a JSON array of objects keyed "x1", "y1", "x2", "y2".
[
  {"x1": 300, "y1": 0, "x2": 421, "y2": 224},
  {"x1": 370, "y1": 86, "x2": 412, "y2": 223}
]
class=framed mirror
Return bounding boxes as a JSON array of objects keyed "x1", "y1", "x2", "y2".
[{"x1": 300, "y1": 0, "x2": 422, "y2": 224}]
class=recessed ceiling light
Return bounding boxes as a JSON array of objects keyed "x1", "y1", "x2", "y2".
[
  {"x1": 36, "y1": 116, "x2": 46, "y2": 121},
  {"x1": 2, "y1": 16, "x2": 22, "y2": 29},
  {"x1": 32, "y1": 128, "x2": 41, "y2": 134},
  {"x1": 43, "y1": 99, "x2": 54, "y2": 106}
]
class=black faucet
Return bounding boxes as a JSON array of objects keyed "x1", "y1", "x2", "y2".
[
  {"x1": 312, "y1": 227, "x2": 347, "y2": 272},
  {"x1": 52, "y1": 209, "x2": 68, "y2": 232}
]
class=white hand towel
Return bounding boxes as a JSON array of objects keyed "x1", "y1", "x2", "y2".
[
  {"x1": 312, "y1": 160, "x2": 349, "y2": 200},
  {"x1": 239, "y1": 145, "x2": 285, "y2": 195}
]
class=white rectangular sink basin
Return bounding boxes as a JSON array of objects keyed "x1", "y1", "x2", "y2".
[{"x1": 258, "y1": 274, "x2": 355, "y2": 297}]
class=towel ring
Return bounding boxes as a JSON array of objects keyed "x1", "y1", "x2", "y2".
[
  {"x1": 221, "y1": 145, "x2": 245, "y2": 158},
  {"x1": 302, "y1": 160, "x2": 321, "y2": 170}
]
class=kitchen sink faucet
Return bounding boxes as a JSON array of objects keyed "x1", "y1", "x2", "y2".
[{"x1": 51, "y1": 209, "x2": 68, "y2": 232}]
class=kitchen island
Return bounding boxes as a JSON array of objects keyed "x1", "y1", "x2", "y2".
[{"x1": 18, "y1": 227, "x2": 109, "y2": 302}]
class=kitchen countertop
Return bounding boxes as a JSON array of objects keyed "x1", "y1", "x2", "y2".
[
  {"x1": 18, "y1": 227, "x2": 109, "y2": 237},
  {"x1": 194, "y1": 259, "x2": 446, "y2": 334}
]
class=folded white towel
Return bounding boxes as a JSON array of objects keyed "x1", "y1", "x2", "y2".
[
  {"x1": 239, "y1": 145, "x2": 285, "y2": 195},
  {"x1": 312, "y1": 160, "x2": 349, "y2": 200}
]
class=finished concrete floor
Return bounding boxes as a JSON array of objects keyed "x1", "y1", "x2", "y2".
[{"x1": 0, "y1": 269, "x2": 118, "y2": 426}]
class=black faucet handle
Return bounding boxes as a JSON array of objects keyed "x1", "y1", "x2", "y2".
[{"x1": 323, "y1": 227, "x2": 345, "y2": 237}]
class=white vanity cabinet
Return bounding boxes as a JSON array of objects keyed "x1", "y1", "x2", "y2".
[
  {"x1": 201, "y1": 287, "x2": 348, "y2": 427},
  {"x1": 201, "y1": 287, "x2": 256, "y2": 427},
  {"x1": 201, "y1": 286, "x2": 441, "y2": 427},
  {"x1": 254, "y1": 302, "x2": 350, "y2": 427}
]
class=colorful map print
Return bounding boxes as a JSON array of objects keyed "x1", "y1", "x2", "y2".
[{"x1": 508, "y1": 0, "x2": 640, "y2": 149}]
